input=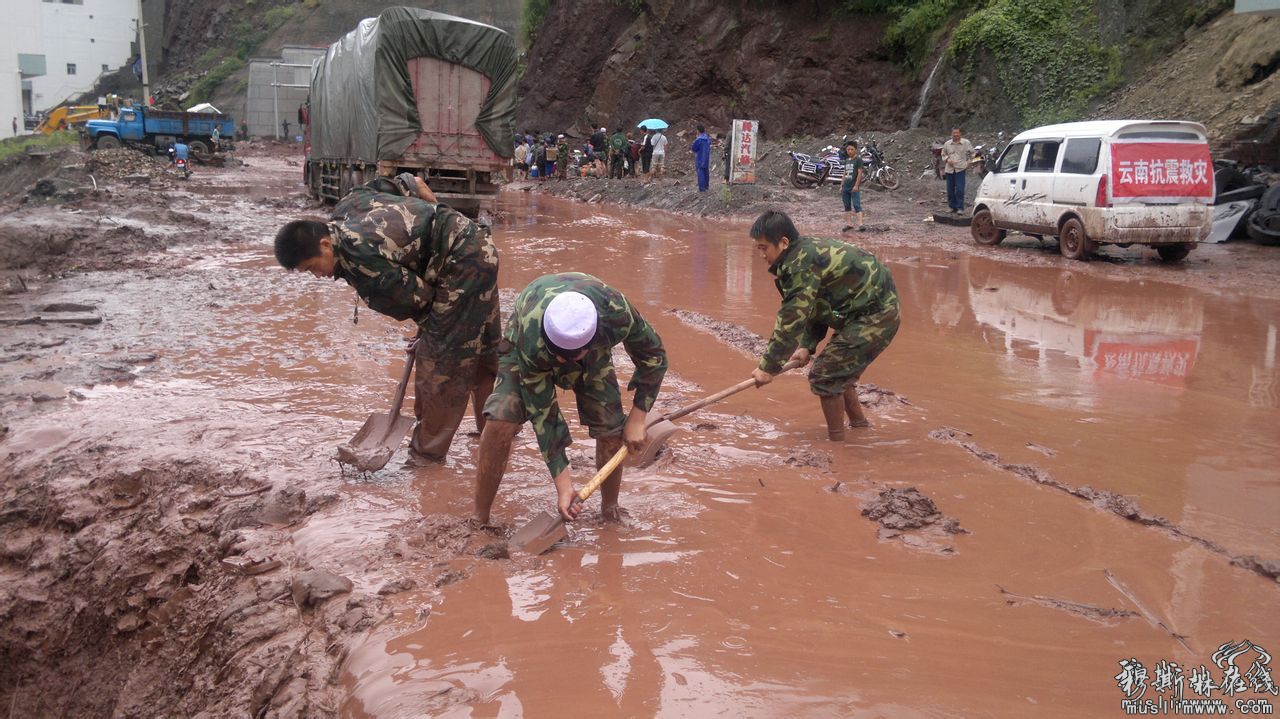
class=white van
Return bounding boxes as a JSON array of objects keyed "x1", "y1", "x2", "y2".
[{"x1": 970, "y1": 120, "x2": 1214, "y2": 262}]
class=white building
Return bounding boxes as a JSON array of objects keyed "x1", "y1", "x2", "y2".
[
  {"x1": 246, "y1": 46, "x2": 327, "y2": 139},
  {"x1": 1, "y1": 0, "x2": 139, "y2": 135}
]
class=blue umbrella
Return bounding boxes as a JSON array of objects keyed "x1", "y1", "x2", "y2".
[{"x1": 637, "y1": 118, "x2": 668, "y2": 130}]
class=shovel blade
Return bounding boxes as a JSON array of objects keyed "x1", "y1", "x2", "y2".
[
  {"x1": 632, "y1": 419, "x2": 681, "y2": 468},
  {"x1": 336, "y1": 412, "x2": 415, "y2": 472},
  {"x1": 510, "y1": 511, "x2": 568, "y2": 555}
]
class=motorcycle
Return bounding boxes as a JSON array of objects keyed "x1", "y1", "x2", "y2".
[
  {"x1": 175, "y1": 157, "x2": 190, "y2": 180},
  {"x1": 788, "y1": 145, "x2": 844, "y2": 189},
  {"x1": 971, "y1": 131, "x2": 1006, "y2": 177},
  {"x1": 857, "y1": 138, "x2": 900, "y2": 190}
]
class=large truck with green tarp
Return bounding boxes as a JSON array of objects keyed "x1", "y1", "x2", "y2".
[{"x1": 304, "y1": 7, "x2": 516, "y2": 215}]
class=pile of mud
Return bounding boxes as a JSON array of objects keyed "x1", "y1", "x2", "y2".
[
  {"x1": 0, "y1": 219, "x2": 164, "y2": 274},
  {"x1": 860, "y1": 486, "x2": 967, "y2": 554},
  {"x1": 0, "y1": 149, "x2": 79, "y2": 202},
  {"x1": 0, "y1": 459, "x2": 380, "y2": 716},
  {"x1": 85, "y1": 148, "x2": 189, "y2": 183},
  {"x1": 861, "y1": 487, "x2": 964, "y2": 533}
]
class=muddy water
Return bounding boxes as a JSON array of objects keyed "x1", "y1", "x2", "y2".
[
  {"x1": 5, "y1": 172, "x2": 1276, "y2": 715},
  {"x1": 336, "y1": 194, "x2": 1279, "y2": 717}
]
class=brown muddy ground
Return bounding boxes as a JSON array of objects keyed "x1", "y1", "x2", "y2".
[{"x1": 1, "y1": 146, "x2": 1278, "y2": 717}]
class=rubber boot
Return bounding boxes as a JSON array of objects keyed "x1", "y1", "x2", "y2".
[
  {"x1": 820, "y1": 396, "x2": 846, "y2": 441},
  {"x1": 844, "y1": 387, "x2": 869, "y2": 428}
]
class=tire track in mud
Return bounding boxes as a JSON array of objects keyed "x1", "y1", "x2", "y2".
[
  {"x1": 928, "y1": 426, "x2": 1280, "y2": 583},
  {"x1": 996, "y1": 585, "x2": 1139, "y2": 624}
]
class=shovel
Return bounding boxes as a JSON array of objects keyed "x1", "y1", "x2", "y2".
[
  {"x1": 509, "y1": 445, "x2": 630, "y2": 556},
  {"x1": 335, "y1": 344, "x2": 418, "y2": 472},
  {"x1": 633, "y1": 358, "x2": 804, "y2": 468}
]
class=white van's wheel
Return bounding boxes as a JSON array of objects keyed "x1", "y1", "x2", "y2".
[
  {"x1": 1156, "y1": 244, "x2": 1192, "y2": 262},
  {"x1": 1059, "y1": 218, "x2": 1093, "y2": 261},
  {"x1": 970, "y1": 208, "x2": 1006, "y2": 246}
]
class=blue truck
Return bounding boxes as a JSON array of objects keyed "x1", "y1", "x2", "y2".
[{"x1": 83, "y1": 108, "x2": 236, "y2": 155}]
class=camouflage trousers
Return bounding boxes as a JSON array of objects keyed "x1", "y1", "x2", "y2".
[
  {"x1": 484, "y1": 351, "x2": 627, "y2": 466},
  {"x1": 409, "y1": 211, "x2": 501, "y2": 460},
  {"x1": 808, "y1": 297, "x2": 900, "y2": 397}
]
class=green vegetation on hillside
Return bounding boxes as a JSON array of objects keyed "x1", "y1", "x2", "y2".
[
  {"x1": 520, "y1": 0, "x2": 553, "y2": 50},
  {"x1": 843, "y1": 0, "x2": 1124, "y2": 124},
  {"x1": 0, "y1": 131, "x2": 78, "y2": 163},
  {"x1": 950, "y1": 0, "x2": 1121, "y2": 125},
  {"x1": 187, "y1": 4, "x2": 299, "y2": 105}
]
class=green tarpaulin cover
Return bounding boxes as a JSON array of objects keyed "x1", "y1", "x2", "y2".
[{"x1": 310, "y1": 7, "x2": 516, "y2": 161}]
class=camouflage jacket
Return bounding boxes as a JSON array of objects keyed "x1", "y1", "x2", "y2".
[
  {"x1": 508, "y1": 273, "x2": 668, "y2": 477},
  {"x1": 760, "y1": 236, "x2": 897, "y2": 374},
  {"x1": 328, "y1": 181, "x2": 446, "y2": 324}
]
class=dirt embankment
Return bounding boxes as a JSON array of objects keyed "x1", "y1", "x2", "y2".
[
  {"x1": 518, "y1": 0, "x2": 912, "y2": 138},
  {"x1": 0, "y1": 458, "x2": 375, "y2": 717},
  {"x1": 523, "y1": 0, "x2": 1274, "y2": 151},
  {"x1": 1094, "y1": 12, "x2": 1278, "y2": 157}
]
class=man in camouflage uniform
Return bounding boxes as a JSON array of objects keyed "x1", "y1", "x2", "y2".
[
  {"x1": 274, "y1": 174, "x2": 500, "y2": 464},
  {"x1": 472, "y1": 272, "x2": 668, "y2": 525},
  {"x1": 748, "y1": 210, "x2": 899, "y2": 441}
]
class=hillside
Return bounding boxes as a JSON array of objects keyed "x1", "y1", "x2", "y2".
[{"x1": 518, "y1": 0, "x2": 1278, "y2": 150}]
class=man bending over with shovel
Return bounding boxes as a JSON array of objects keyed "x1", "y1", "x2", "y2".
[
  {"x1": 274, "y1": 173, "x2": 500, "y2": 465},
  {"x1": 473, "y1": 272, "x2": 668, "y2": 526},
  {"x1": 748, "y1": 210, "x2": 899, "y2": 440}
]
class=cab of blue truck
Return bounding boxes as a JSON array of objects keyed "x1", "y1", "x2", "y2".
[{"x1": 84, "y1": 108, "x2": 236, "y2": 155}]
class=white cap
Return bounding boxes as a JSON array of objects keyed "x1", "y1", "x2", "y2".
[
  {"x1": 543, "y1": 292, "x2": 597, "y2": 351},
  {"x1": 600, "y1": 127, "x2": 606, "y2": 132}
]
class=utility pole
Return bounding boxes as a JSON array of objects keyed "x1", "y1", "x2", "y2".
[{"x1": 136, "y1": 0, "x2": 151, "y2": 106}]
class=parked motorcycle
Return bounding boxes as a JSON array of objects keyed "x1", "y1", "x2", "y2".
[
  {"x1": 788, "y1": 145, "x2": 844, "y2": 188},
  {"x1": 972, "y1": 132, "x2": 1005, "y2": 177},
  {"x1": 857, "y1": 138, "x2": 900, "y2": 190}
]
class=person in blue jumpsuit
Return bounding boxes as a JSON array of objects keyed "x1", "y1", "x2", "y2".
[{"x1": 691, "y1": 125, "x2": 711, "y2": 192}]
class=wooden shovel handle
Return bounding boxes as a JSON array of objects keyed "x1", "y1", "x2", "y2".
[
  {"x1": 576, "y1": 446, "x2": 628, "y2": 503},
  {"x1": 387, "y1": 341, "x2": 418, "y2": 417},
  {"x1": 661, "y1": 358, "x2": 804, "y2": 423}
]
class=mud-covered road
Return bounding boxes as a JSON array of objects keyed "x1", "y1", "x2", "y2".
[{"x1": 2, "y1": 146, "x2": 1277, "y2": 717}]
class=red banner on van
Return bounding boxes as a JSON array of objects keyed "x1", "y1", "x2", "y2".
[{"x1": 1110, "y1": 142, "x2": 1214, "y2": 199}]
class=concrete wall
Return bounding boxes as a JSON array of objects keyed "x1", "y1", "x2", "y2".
[
  {"x1": 28, "y1": 0, "x2": 138, "y2": 113},
  {"x1": 245, "y1": 46, "x2": 325, "y2": 139},
  {"x1": 0, "y1": 3, "x2": 43, "y2": 135}
]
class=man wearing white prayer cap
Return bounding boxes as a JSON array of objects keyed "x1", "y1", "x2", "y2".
[{"x1": 472, "y1": 272, "x2": 668, "y2": 525}]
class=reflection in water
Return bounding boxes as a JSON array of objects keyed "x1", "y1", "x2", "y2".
[{"x1": 966, "y1": 266, "x2": 1204, "y2": 390}]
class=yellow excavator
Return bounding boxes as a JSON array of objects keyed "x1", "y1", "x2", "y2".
[{"x1": 34, "y1": 95, "x2": 131, "y2": 134}]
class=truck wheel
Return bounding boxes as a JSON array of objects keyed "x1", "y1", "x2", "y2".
[
  {"x1": 1058, "y1": 218, "x2": 1093, "y2": 261},
  {"x1": 189, "y1": 140, "x2": 210, "y2": 157},
  {"x1": 96, "y1": 135, "x2": 121, "y2": 150},
  {"x1": 1156, "y1": 244, "x2": 1193, "y2": 262},
  {"x1": 970, "y1": 208, "x2": 1006, "y2": 246}
]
